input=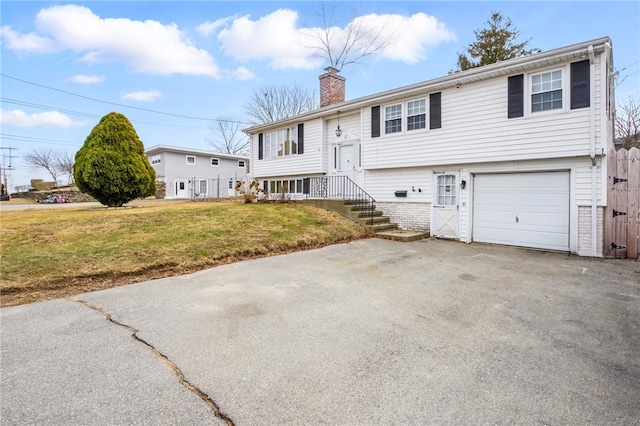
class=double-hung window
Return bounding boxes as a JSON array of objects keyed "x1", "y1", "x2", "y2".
[
  {"x1": 385, "y1": 104, "x2": 402, "y2": 134},
  {"x1": 407, "y1": 99, "x2": 426, "y2": 130},
  {"x1": 531, "y1": 70, "x2": 562, "y2": 112},
  {"x1": 264, "y1": 127, "x2": 298, "y2": 159}
]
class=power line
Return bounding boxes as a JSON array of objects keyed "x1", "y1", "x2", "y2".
[
  {"x1": 1, "y1": 133, "x2": 81, "y2": 147},
  {"x1": 1, "y1": 97, "x2": 209, "y2": 129},
  {"x1": 1, "y1": 73, "x2": 218, "y2": 121},
  {"x1": 1, "y1": 73, "x2": 254, "y2": 125}
]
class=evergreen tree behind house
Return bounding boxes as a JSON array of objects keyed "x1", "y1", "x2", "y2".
[{"x1": 455, "y1": 12, "x2": 540, "y2": 72}]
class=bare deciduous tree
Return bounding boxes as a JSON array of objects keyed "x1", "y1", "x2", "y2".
[
  {"x1": 305, "y1": 4, "x2": 396, "y2": 72},
  {"x1": 24, "y1": 148, "x2": 76, "y2": 186},
  {"x1": 207, "y1": 116, "x2": 250, "y2": 155},
  {"x1": 55, "y1": 150, "x2": 75, "y2": 185},
  {"x1": 615, "y1": 95, "x2": 640, "y2": 149},
  {"x1": 243, "y1": 6, "x2": 395, "y2": 125},
  {"x1": 24, "y1": 148, "x2": 61, "y2": 186},
  {"x1": 244, "y1": 86, "x2": 318, "y2": 124}
]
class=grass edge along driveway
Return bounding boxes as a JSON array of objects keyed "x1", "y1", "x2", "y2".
[{"x1": 0, "y1": 201, "x2": 368, "y2": 307}]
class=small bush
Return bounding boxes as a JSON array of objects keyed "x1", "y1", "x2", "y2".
[{"x1": 235, "y1": 180, "x2": 265, "y2": 203}]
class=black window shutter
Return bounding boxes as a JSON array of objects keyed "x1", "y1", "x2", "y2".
[
  {"x1": 258, "y1": 133, "x2": 264, "y2": 160},
  {"x1": 430, "y1": 92, "x2": 441, "y2": 129},
  {"x1": 298, "y1": 123, "x2": 304, "y2": 154},
  {"x1": 371, "y1": 106, "x2": 380, "y2": 138},
  {"x1": 507, "y1": 74, "x2": 524, "y2": 118},
  {"x1": 571, "y1": 60, "x2": 590, "y2": 109}
]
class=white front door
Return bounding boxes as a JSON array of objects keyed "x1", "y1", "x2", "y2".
[
  {"x1": 338, "y1": 144, "x2": 355, "y2": 176},
  {"x1": 175, "y1": 180, "x2": 188, "y2": 198},
  {"x1": 432, "y1": 172, "x2": 459, "y2": 239},
  {"x1": 227, "y1": 178, "x2": 236, "y2": 197}
]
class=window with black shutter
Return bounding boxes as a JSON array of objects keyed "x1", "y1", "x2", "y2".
[
  {"x1": 258, "y1": 133, "x2": 264, "y2": 160},
  {"x1": 508, "y1": 74, "x2": 524, "y2": 118},
  {"x1": 371, "y1": 106, "x2": 380, "y2": 138},
  {"x1": 571, "y1": 60, "x2": 590, "y2": 109},
  {"x1": 430, "y1": 92, "x2": 441, "y2": 129},
  {"x1": 297, "y1": 123, "x2": 304, "y2": 154}
]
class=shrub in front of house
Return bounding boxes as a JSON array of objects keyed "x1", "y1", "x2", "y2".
[{"x1": 74, "y1": 112, "x2": 156, "y2": 207}]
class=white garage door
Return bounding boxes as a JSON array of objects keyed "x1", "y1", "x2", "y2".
[{"x1": 473, "y1": 172, "x2": 569, "y2": 251}]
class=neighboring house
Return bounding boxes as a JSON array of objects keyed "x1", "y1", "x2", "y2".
[
  {"x1": 145, "y1": 145, "x2": 249, "y2": 199},
  {"x1": 245, "y1": 37, "x2": 616, "y2": 257}
]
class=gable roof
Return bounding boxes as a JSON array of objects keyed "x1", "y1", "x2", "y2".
[
  {"x1": 244, "y1": 36, "x2": 612, "y2": 135},
  {"x1": 145, "y1": 145, "x2": 249, "y2": 161}
]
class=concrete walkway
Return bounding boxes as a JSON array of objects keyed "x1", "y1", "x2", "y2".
[{"x1": 2, "y1": 239, "x2": 639, "y2": 425}]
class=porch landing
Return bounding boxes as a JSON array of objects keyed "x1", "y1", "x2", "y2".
[{"x1": 375, "y1": 229, "x2": 430, "y2": 242}]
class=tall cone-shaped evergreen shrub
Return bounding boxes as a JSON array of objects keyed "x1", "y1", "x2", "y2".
[{"x1": 74, "y1": 112, "x2": 156, "y2": 207}]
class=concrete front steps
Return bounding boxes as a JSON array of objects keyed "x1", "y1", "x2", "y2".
[{"x1": 302, "y1": 199, "x2": 429, "y2": 242}]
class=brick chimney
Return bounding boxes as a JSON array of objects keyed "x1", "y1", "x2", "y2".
[{"x1": 319, "y1": 67, "x2": 345, "y2": 107}]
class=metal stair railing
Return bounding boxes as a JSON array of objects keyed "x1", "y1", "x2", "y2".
[{"x1": 304, "y1": 176, "x2": 376, "y2": 225}]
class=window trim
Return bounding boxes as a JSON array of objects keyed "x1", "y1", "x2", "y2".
[
  {"x1": 384, "y1": 103, "x2": 403, "y2": 134},
  {"x1": 261, "y1": 125, "x2": 302, "y2": 159},
  {"x1": 526, "y1": 65, "x2": 568, "y2": 116},
  {"x1": 186, "y1": 155, "x2": 196, "y2": 165},
  {"x1": 407, "y1": 98, "x2": 427, "y2": 131},
  {"x1": 377, "y1": 97, "x2": 431, "y2": 137}
]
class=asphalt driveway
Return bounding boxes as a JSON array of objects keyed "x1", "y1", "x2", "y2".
[{"x1": 2, "y1": 238, "x2": 639, "y2": 425}]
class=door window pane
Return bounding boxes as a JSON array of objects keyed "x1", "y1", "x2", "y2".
[{"x1": 437, "y1": 175, "x2": 456, "y2": 205}]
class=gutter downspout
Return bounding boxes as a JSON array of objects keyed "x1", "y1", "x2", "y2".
[{"x1": 588, "y1": 45, "x2": 597, "y2": 256}]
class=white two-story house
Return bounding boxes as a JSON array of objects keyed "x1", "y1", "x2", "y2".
[
  {"x1": 244, "y1": 37, "x2": 615, "y2": 257},
  {"x1": 145, "y1": 145, "x2": 249, "y2": 199}
]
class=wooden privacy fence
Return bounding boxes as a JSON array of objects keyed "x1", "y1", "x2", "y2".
[{"x1": 604, "y1": 147, "x2": 640, "y2": 259}]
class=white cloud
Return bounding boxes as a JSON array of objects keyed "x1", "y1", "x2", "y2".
[
  {"x1": 0, "y1": 25, "x2": 57, "y2": 54},
  {"x1": 68, "y1": 74, "x2": 105, "y2": 84},
  {"x1": 230, "y1": 66, "x2": 255, "y2": 81},
  {"x1": 218, "y1": 9, "x2": 321, "y2": 70},
  {"x1": 0, "y1": 109, "x2": 85, "y2": 128},
  {"x1": 121, "y1": 90, "x2": 163, "y2": 102},
  {"x1": 375, "y1": 13, "x2": 456, "y2": 62},
  {"x1": 196, "y1": 17, "x2": 233, "y2": 37},
  {"x1": 217, "y1": 9, "x2": 455, "y2": 70},
  {"x1": 3, "y1": 5, "x2": 220, "y2": 77}
]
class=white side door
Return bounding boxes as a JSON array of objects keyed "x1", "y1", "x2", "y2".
[
  {"x1": 227, "y1": 178, "x2": 236, "y2": 197},
  {"x1": 431, "y1": 172, "x2": 459, "y2": 239},
  {"x1": 175, "y1": 180, "x2": 188, "y2": 198}
]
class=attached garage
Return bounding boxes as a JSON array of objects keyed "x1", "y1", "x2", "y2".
[{"x1": 472, "y1": 171, "x2": 570, "y2": 251}]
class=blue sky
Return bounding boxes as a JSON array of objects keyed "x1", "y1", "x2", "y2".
[{"x1": 1, "y1": 1, "x2": 639, "y2": 191}]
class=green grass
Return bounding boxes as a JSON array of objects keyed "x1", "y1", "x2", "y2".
[{"x1": 0, "y1": 201, "x2": 367, "y2": 307}]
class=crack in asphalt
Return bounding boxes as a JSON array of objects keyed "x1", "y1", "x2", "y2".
[{"x1": 71, "y1": 299, "x2": 235, "y2": 426}]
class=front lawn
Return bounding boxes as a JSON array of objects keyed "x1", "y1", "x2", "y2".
[{"x1": 0, "y1": 201, "x2": 367, "y2": 307}]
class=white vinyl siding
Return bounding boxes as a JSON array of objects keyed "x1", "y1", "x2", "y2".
[
  {"x1": 252, "y1": 119, "x2": 323, "y2": 179},
  {"x1": 365, "y1": 167, "x2": 432, "y2": 203},
  {"x1": 362, "y1": 60, "x2": 604, "y2": 171}
]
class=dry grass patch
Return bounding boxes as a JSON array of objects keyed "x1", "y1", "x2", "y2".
[{"x1": 1, "y1": 201, "x2": 368, "y2": 307}]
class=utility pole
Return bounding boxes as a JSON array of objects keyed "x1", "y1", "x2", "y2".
[{"x1": 1, "y1": 146, "x2": 19, "y2": 195}]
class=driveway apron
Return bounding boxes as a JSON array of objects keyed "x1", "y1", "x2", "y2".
[{"x1": 2, "y1": 238, "x2": 639, "y2": 425}]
